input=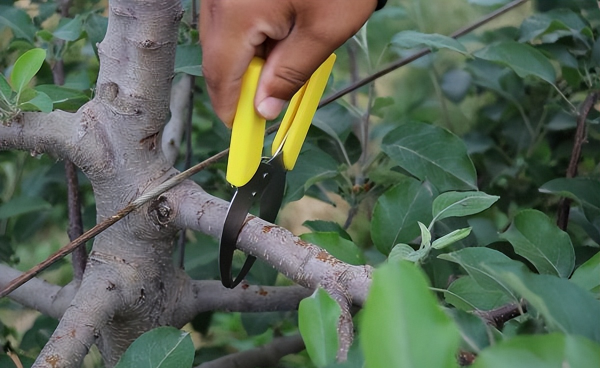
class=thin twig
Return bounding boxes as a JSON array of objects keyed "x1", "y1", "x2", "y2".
[
  {"x1": 473, "y1": 301, "x2": 527, "y2": 329},
  {"x1": 318, "y1": 0, "x2": 530, "y2": 109},
  {"x1": 0, "y1": 0, "x2": 528, "y2": 298},
  {"x1": 0, "y1": 150, "x2": 228, "y2": 298},
  {"x1": 195, "y1": 335, "x2": 304, "y2": 368},
  {"x1": 54, "y1": 0, "x2": 87, "y2": 281},
  {"x1": 557, "y1": 92, "x2": 598, "y2": 230},
  {"x1": 6, "y1": 350, "x2": 24, "y2": 368}
]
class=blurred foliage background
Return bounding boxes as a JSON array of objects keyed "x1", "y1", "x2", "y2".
[{"x1": 1, "y1": 0, "x2": 600, "y2": 367}]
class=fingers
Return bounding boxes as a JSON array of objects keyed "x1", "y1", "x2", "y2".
[
  {"x1": 200, "y1": 0, "x2": 293, "y2": 127},
  {"x1": 200, "y1": 0, "x2": 377, "y2": 127},
  {"x1": 255, "y1": 0, "x2": 375, "y2": 119},
  {"x1": 200, "y1": 0, "x2": 259, "y2": 126}
]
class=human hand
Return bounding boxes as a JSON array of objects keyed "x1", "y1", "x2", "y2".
[{"x1": 200, "y1": 0, "x2": 380, "y2": 127}]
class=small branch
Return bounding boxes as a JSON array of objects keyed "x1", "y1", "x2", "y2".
[
  {"x1": 171, "y1": 182, "x2": 373, "y2": 306},
  {"x1": 318, "y1": 0, "x2": 529, "y2": 109},
  {"x1": 162, "y1": 74, "x2": 194, "y2": 165},
  {"x1": 6, "y1": 349, "x2": 24, "y2": 368},
  {"x1": 0, "y1": 150, "x2": 227, "y2": 298},
  {"x1": 321, "y1": 279, "x2": 353, "y2": 362},
  {"x1": 33, "y1": 275, "x2": 123, "y2": 368},
  {"x1": 473, "y1": 301, "x2": 527, "y2": 329},
  {"x1": 173, "y1": 281, "x2": 310, "y2": 326},
  {"x1": 52, "y1": 0, "x2": 87, "y2": 281},
  {"x1": 195, "y1": 335, "x2": 305, "y2": 368},
  {"x1": 557, "y1": 92, "x2": 598, "y2": 230},
  {"x1": 0, "y1": 264, "x2": 77, "y2": 320},
  {"x1": 0, "y1": 111, "x2": 80, "y2": 158}
]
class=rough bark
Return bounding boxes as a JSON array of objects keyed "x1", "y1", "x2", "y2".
[{"x1": 0, "y1": 0, "x2": 372, "y2": 366}]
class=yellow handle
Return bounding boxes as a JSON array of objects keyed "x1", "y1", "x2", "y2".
[
  {"x1": 272, "y1": 54, "x2": 336, "y2": 170},
  {"x1": 227, "y1": 54, "x2": 336, "y2": 186},
  {"x1": 226, "y1": 57, "x2": 266, "y2": 187}
]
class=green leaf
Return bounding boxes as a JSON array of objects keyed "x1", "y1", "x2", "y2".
[
  {"x1": 35, "y1": 85, "x2": 89, "y2": 111},
  {"x1": 438, "y1": 247, "x2": 528, "y2": 301},
  {"x1": 472, "y1": 334, "x2": 600, "y2": 368},
  {"x1": 388, "y1": 243, "x2": 428, "y2": 263},
  {"x1": 175, "y1": 44, "x2": 201, "y2": 75},
  {"x1": 500, "y1": 209, "x2": 575, "y2": 278},
  {"x1": 17, "y1": 87, "x2": 37, "y2": 105},
  {"x1": 371, "y1": 178, "x2": 437, "y2": 254},
  {"x1": 493, "y1": 271, "x2": 600, "y2": 342},
  {"x1": 84, "y1": 12, "x2": 108, "y2": 54},
  {"x1": 0, "y1": 74, "x2": 12, "y2": 100},
  {"x1": 441, "y1": 69, "x2": 472, "y2": 103},
  {"x1": 418, "y1": 222, "x2": 431, "y2": 248},
  {"x1": 432, "y1": 227, "x2": 472, "y2": 250},
  {"x1": 473, "y1": 41, "x2": 556, "y2": 84},
  {"x1": 0, "y1": 5, "x2": 37, "y2": 42},
  {"x1": 10, "y1": 49, "x2": 47, "y2": 95},
  {"x1": 382, "y1": 121, "x2": 477, "y2": 192},
  {"x1": 449, "y1": 309, "x2": 495, "y2": 353},
  {"x1": 173, "y1": 65, "x2": 202, "y2": 76},
  {"x1": 36, "y1": 29, "x2": 54, "y2": 42},
  {"x1": 519, "y1": 9, "x2": 589, "y2": 43},
  {"x1": 114, "y1": 327, "x2": 194, "y2": 368},
  {"x1": 467, "y1": 0, "x2": 511, "y2": 5},
  {"x1": 391, "y1": 30, "x2": 468, "y2": 55},
  {"x1": 19, "y1": 91, "x2": 53, "y2": 112},
  {"x1": 299, "y1": 288, "x2": 341, "y2": 368},
  {"x1": 539, "y1": 178, "x2": 600, "y2": 212},
  {"x1": 300, "y1": 232, "x2": 365, "y2": 265},
  {"x1": 241, "y1": 311, "x2": 282, "y2": 336},
  {"x1": 445, "y1": 275, "x2": 513, "y2": 311},
  {"x1": 285, "y1": 145, "x2": 339, "y2": 203},
  {"x1": 303, "y1": 220, "x2": 351, "y2": 241},
  {"x1": 432, "y1": 191, "x2": 499, "y2": 224},
  {"x1": 20, "y1": 314, "x2": 58, "y2": 352},
  {"x1": 53, "y1": 15, "x2": 84, "y2": 41},
  {"x1": 361, "y1": 261, "x2": 461, "y2": 368},
  {"x1": 0, "y1": 196, "x2": 51, "y2": 219},
  {"x1": 570, "y1": 252, "x2": 600, "y2": 293}
]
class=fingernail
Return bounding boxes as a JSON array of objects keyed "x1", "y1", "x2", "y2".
[{"x1": 257, "y1": 97, "x2": 286, "y2": 120}]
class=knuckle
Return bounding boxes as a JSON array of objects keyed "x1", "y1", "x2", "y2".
[{"x1": 274, "y1": 66, "x2": 311, "y2": 93}]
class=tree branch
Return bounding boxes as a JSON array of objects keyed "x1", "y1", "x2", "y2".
[
  {"x1": 173, "y1": 281, "x2": 310, "y2": 327},
  {"x1": 0, "y1": 264, "x2": 77, "y2": 320},
  {"x1": 34, "y1": 299, "x2": 113, "y2": 368},
  {"x1": 318, "y1": 0, "x2": 530, "y2": 109},
  {"x1": 0, "y1": 111, "x2": 80, "y2": 159},
  {"x1": 557, "y1": 92, "x2": 598, "y2": 230},
  {"x1": 170, "y1": 182, "x2": 373, "y2": 306},
  {"x1": 195, "y1": 334, "x2": 305, "y2": 368},
  {"x1": 162, "y1": 74, "x2": 194, "y2": 165},
  {"x1": 473, "y1": 301, "x2": 527, "y2": 330}
]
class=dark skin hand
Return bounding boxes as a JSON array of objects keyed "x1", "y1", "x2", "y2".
[{"x1": 200, "y1": 0, "x2": 379, "y2": 127}]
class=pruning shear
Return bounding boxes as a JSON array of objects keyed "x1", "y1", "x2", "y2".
[{"x1": 219, "y1": 54, "x2": 336, "y2": 288}]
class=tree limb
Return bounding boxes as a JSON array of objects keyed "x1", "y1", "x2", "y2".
[
  {"x1": 556, "y1": 92, "x2": 599, "y2": 230},
  {"x1": 0, "y1": 264, "x2": 77, "y2": 320},
  {"x1": 195, "y1": 334, "x2": 305, "y2": 368},
  {"x1": 0, "y1": 111, "x2": 80, "y2": 159},
  {"x1": 474, "y1": 301, "x2": 527, "y2": 330},
  {"x1": 169, "y1": 181, "x2": 373, "y2": 306},
  {"x1": 173, "y1": 281, "x2": 310, "y2": 327},
  {"x1": 162, "y1": 74, "x2": 194, "y2": 165}
]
